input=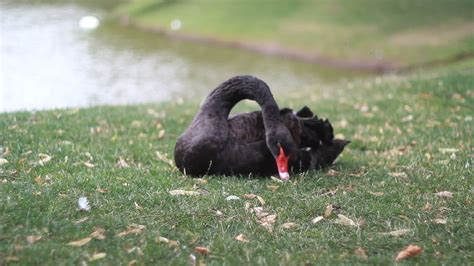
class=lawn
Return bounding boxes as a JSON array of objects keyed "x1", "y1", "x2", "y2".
[
  {"x1": 1, "y1": 61, "x2": 472, "y2": 264},
  {"x1": 115, "y1": 0, "x2": 474, "y2": 67}
]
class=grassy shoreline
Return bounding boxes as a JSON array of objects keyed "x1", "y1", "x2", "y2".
[
  {"x1": 115, "y1": 0, "x2": 474, "y2": 69},
  {"x1": 1, "y1": 63, "x2": 473, "y2": 264}
]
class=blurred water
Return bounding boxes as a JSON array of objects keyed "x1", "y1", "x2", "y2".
[{"x1": 0, "y1": 1, "x2": 364, "y2": 112}]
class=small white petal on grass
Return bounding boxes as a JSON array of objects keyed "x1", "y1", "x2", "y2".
[
  {"x1": 26, "y1": 235, "x2": 42, "y2": 244},
  {"x1": 435, "y1": 191, "x2": 453, "y2": 198},
  {"x1": 334, "y1": 214, "x2": 357, "y2": 227},
  {"x1": 379, "y1": 229, "x2": 412, "y2": 237},
  {"x1": 169, "y1": 189, "x2": 201, "y2": 196},
  {"x1": 189, "y1": 254, "x2": 196, "y2": 266},
  {"x1": 79, "y1": 16, "x2": 100, "y2": 30},
  {"x1": 281, "y1": 222, "x2": 297, "y2": 229},
  {"x1": 311, "y1": 216, "x2": 324, "y2": 224},
  {"x1": 78, "y1": 197, "x2": 91, "y2": 211},
  {"x1": 158, "y1": 236, "x2": 169, "y2": 243},
  {"x1": 226, "y1": 195, "x2": 240, "y2": 201},
  {"x1": 170, "y1": 19, "x2": 182, "y2": 31},
  {"x1": 157, "y1": 129, "x2": 166, "y2": 139},
  {"x1": 0, "y1": 158, "x2": 8, "y2": 165},
  {"x1": 67, "y1": 237, "x2": 92, "y2": 247},
  {"x1": 235, "y1": 234, "x2": 250, "y2": 243}
]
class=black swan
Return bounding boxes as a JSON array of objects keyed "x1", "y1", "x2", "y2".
[{"x1": 174, "y1": 75, "x2": 349, "y2": 180}]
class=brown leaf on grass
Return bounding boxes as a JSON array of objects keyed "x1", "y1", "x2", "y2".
[
  {"x1": 368, "y1": 191, "x2": 384, "y2": 196},
  {"x1": 67, "y1": 237, "x2": 92, "y2": 247},
  {"x1": 257, "y1": 195, "x2": 265, "y2": 205},
  {"x1": 355, "y1": 247, "x2": 368, "y2": 259},
  {"x1": 84, "y1": 162, "x2": 95, "y2": 168},
  {"x1": 0, "y1": 158, "x2": 8, "y2": 165},
  {"x1": 6, "y1": 256, "x2": 19, "y2": 262},
  {"x1": 89, "y1": 252, "x2": 106, "y2": 261},
  {"x1": 379, "y1": 229, "x2": 412, "y2": 237},
  {"x1": 156, "y1": 151, "x2": 174, "y2": 167},
  {"x1": 281, "y1": 222, "x2": 297, "y2": 229},
  {"x1": 157, "y1": 129, "x2": 166, "y2": 139},
  {"x1": 34, "y1": 176, "x2": 43, "y2": 185},
  {"x1": 134, "y1": 201, "x2": 143, "y2": 210},
  {"x1": 116, "y1": 224, "x2": 145, "y2": 237},
  {"x1": 74, "y1": 217, "x2": 89, "y2": 224},
  {"x1": 334, "y1": 214, "x2": 358, "y2": 227},
  {"x1": 435, "y1": 191, "x2": 453, "y2": 198},
  {"x1": 235, "y1": 234, "x2": 250, "y2": 243},
  {"x1": 38, "y1": 153, "x2": 52, "y2": 166},
  {"x1": 115, "y1": 157, "x2": 129, "y2": 168},
  {"x1": 266, "y1": 185, "x2": 279, "y2": 192},
  {"x1": 169, "y1": 189, "x2": 201, "y2": 196},
  {"x1": 96, "y1": 188, "x2": 107, "y2": 193},
  {"x1": 194, "y1": 246, "x2": 210, "y2": 255},
  {"x1": 326, "y1": 169, "x2": 339, "y2": 176},
  {"x1": 395, "y1": 244, "x2": 423, "y2": 261},
  {"x1": 128, "y1": 259, "x2": 137, "y2": 266},
  {"x1": 194, "y1": 178, "x2": 208, "y2": 185},
  {"x1": 260, "y1": 214, "x2": 277, "y2": 224},
  {"x1": 311, "y1": 216, "x2": 324, "y2": 224},
  {"x1": 422, "y1": 202, "x2": 432, "y2": 211},
  {"x1": 26, "y1": 235, "x2": 42, "y2": 244},
  {"x1": 433, "y1": 218, "x2": 447, "y2": 224},
  {"x1": 388, "y1": 172, "x2": 408, "y2": 179},
  {"x1": 324, "y1": 204, "x2": 334, "y2": 218},
  {"x1": 90, "y1": 227, "x2": 106, "y2": 240},
  {"x1": 242, "y1": 194, "x2": 257, "y2": 199}
]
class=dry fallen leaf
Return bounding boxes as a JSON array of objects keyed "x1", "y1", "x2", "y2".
[
  {"x1": 438, "y1": 148, "x2": 459, "y2": 154},
  {"x1": 74, "y1": 217, "x2": 89, "y2": 224},
  {"x1": 395, "y1": 244, "x2": 423, "y2": 261},
  {"x1": 379, "y1": 229, "x2": 412, "y2": 237},
  {"x1": 115, "y1": 157, "x2": 129, "y2": 168},
  {"x1": 84, "y1": 162, "x2": 95, "y2": 168},
  {"x1": 433, "y1": 218, "x2": 447, "y2": 224},
  {"x1": 260, "y1": 214, "x2": 277, "y2": 224},
  {"x1": 334, "y1": 214, "x2": 358, "y2": 227},
  {"x1": 116, "y1": 224, "x2": 145, "y2": 237},
  {"x1": 270, "y1": 176, "x2": 284, "y2": 183},
  {"x1": 169, "y1": 189, "x2": 201, "y2": 196},
  {"x1": 281, "y1": 222, "x2": 297, "y2": 229},
  {"x1": 156, "y1": 151, "x2": 174, "y2": 167},
  {"x1": 311, "y1": 216, "x2": 324, "y2": 224},
  {"x1": 368, "y1": 191, "x2": 384, "y2": 196},
  {"x1": 355, "y1": 247, "x2": 368, "y2": 259},
  {"x1": 0, "y1": 158, "x2": 8, "y2": 165},
  {"x1": 38, "y1": 153, "x2": 52, "y2": 166},
  {"x1": 257, "y1": 196, "x2": 265, "y2": 205},
  {"x1": 235, "y1": 234, "x2": 250, "y2": 243},
  {"x1": 90, "y1": 227, "x2": 106, "y2": 240},
  {"x1": 326, "y1": 169, "x2": 339, "y2": 176},
  {"x1": 242, "y1": 194, "x2": 257, "y2": 199},
  {"x1": 67, "y1": 237, "x2": 92, "y2": 247},
  {"x1": 89, "y1": 252, "x2": 106, "y2": 261},
  {"x1": 194, "y1": 246, "x2": 210, "y2": 255},
  {"x1": 324, "y1": 204, "x2": 334, "y2": 218},
  {"x1": 6, "y1": 256, "x2": 19, "y2": 262},
  {"x1": 267, "y1": 185, "x2": 279, "y2": 192},
  {"x1": 435, "y1": 191, "x2": 453, "y2": 198},
  {"x1": 157, "y1": 129, "x2": 166, "y2": 139},
  {"x1": 26, "y1": 235, "x2": 42, "y2": 244},
  {"x1": 388, "y1": 172, "x2": 408, "y2": 179},
  {"x1": 422, "y1": 202, "x2": 432, "y2": 211},
  {"x1": 34, "y1": 176, "x2": 43, "y2": 185}
]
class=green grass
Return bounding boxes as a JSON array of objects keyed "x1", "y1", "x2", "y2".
[
  {"x1": 115, "y1": 0, "x2": 474, "y2": 67},
  {"x1": 1, "y1": 62, "x2": 473, "y2": 264}
]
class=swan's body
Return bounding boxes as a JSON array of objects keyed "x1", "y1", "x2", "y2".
[{"x1": 174, "y1": 75, "x2": 348, "y2": 178}]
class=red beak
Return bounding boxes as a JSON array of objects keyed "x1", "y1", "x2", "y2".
[{"x1": 276, "y1": 146, "x2": 290, "y2": 181}]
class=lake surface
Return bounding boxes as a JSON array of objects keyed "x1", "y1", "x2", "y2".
[{"x1": 0, "y1": 0, "x2": 365, "y2": 112}]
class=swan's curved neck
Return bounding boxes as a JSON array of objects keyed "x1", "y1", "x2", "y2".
[{"x1": 201, "y1": 75, "x2": 281, "y2": 129}]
